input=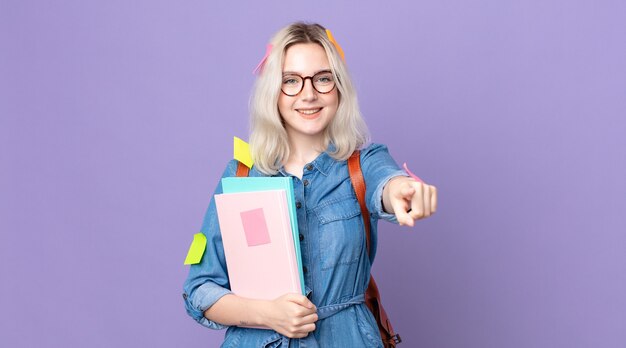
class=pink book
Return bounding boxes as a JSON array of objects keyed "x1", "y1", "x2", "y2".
[{"x1": 214, "y1": 189, "x2": 302, "y2": 301}]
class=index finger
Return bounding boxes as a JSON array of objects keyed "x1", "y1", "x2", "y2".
[{"x1": 391, "y1": 196, "x2": 414, "y2": 227}]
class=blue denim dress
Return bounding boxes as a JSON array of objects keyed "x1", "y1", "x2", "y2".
[{"x1": 183, "y1": 143, "x2": 406, "y2": 348}]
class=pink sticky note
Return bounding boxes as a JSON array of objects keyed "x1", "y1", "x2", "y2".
[
  {"x1": 403, "y1": 162, "x2": 424, "y2": 183},
  {"x1": 252, "y1": 44, "x2": 273, "y2": 75},
  {"x1": 240, "y1": 208, "x2": 271, "y2": 246}
]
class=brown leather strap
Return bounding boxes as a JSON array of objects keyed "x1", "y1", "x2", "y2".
[
  {"x1": 348, "y1": 151, "x2": 372, "y2": 255},
  {"x1": 235, "y1": 161, "x2": 250, "y2": 177},
  {"x1": 348, "y1": 151, "x2": 401, "y2": 347}
]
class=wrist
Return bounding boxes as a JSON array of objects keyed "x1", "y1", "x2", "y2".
[
  {"x1": 248, "y1": 299, "x2": 270, "y2": 327},
  {"x1": 382, "y1": 176, "x2": 405, "y2": 214}
]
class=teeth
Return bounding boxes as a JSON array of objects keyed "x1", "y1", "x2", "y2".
[{"x1": 298, "y1": 108, "x2": 321, "y2": 115}]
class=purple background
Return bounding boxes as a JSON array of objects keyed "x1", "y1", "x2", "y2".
[{"x1": 2, "y1": 1, "x2": 625, "y2": 347}]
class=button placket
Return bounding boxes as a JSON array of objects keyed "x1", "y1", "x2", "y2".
[{"x1": 291, "y1": 175, "x2": 310, "y2": 287}]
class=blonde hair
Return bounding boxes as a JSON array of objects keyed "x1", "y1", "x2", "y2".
[{"x1": 249, "y1": 22, "x2": 369, "y2": 175}]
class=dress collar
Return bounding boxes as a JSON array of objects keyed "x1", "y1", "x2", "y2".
[
  {"x1": 309, "y1": 143, "x2": 336, "y2": 176},
  {"x1": 276, "y1": 143, "x2": 336, "y2": 177}
]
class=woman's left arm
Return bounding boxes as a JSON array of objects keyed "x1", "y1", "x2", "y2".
[{"x1": 382, "y1": 176, "x2": 438, "y2": 226}]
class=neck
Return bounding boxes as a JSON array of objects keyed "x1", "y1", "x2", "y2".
[
  {"x1": 282, "y1": 133, "x2": 327, "y2": 178},
  {"x1": 286, "y1": 132, "x2": 326, "y2": 165}
]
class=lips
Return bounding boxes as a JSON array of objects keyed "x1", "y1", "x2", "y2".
[{"x1": 296, "y1": 107, "x2": 323, "y2": 118}]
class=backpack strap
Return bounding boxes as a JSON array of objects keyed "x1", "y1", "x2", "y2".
[
  {"x1": 348, "y1": 151, "x2": 402, "y2": 347},
  {"x1": 236, "y1": 161, "x2": 250, "y2": 177},
  {"x1": 347, "y1": 151, "x2": 372, "y2": 254}
]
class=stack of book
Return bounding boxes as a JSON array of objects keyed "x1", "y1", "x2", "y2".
[{"x1": 215, "y1": 177, "x2": 305, "y2": 301}]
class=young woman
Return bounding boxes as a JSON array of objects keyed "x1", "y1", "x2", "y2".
[{"x1": 183, "y1": 22, "x2": 437, "y2": 347}]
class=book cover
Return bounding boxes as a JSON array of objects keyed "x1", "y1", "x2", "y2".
[{"x1": 214, "y1": 189, "x2": 303, "y2": 300}]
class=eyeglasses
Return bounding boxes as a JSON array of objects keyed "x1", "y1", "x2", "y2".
[{"x1": 281, "y1": 70, "x2": 336, "y2": 96}]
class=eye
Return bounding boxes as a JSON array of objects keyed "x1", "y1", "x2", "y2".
[
  {"x1": 282, "y1": 76, "x2": 300, "y2": 85},
  {"x1": 315, "y1": 73, "x2": 334, "y2": 84}
]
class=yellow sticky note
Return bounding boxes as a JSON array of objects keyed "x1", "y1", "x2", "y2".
[
  {"x1": 184, "y1": 233, "x2": 207, "y2": 265},
  {"x1": 326, "y1": 29, "x2": 345, "y2": 61},
  {"x1": 233, "y1": 136, "x2": 254, "y2": 168}
]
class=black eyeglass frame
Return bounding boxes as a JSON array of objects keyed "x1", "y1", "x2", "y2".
[{"x1": 280, "y1": 70, "x2": 337, "y2": 97}]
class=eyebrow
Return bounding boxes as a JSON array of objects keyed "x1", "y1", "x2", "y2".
[{"x1": 282, "y1": 69, "x2": 332, "y2": 76}]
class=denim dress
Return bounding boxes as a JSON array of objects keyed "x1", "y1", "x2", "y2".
[{"x1": 183, "y1": 143, "x2": 406, "y2": 348}]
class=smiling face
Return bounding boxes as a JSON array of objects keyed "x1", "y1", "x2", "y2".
[{"x1": 278, "y1": 43, "x2": 339, "y2": 146}]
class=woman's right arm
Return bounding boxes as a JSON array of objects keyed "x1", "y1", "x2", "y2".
[
  {"x1": 182, "y1": 160, "x2": 317, "y2": 337},
  {"x1": 182, "y1": 160, "x2": 239, "y2": 329},
  {"x1": 206, "y1": 292, "x2": 318, "y2": 338}
]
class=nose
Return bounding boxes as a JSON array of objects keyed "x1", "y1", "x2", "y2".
[{"x1": 300, "y1": 78, "x2": 318, "y2": 101}]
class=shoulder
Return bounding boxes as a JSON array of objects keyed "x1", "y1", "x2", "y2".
[
  {"x1": 359, "y1": 143, "x2": 392, "y2": 162},
  {"x1": 220, "y1": 159, "x2": 240, "y2": 178},
  {"x1": 357, "y1": 143, "x2": 404, "y2": 183}
]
